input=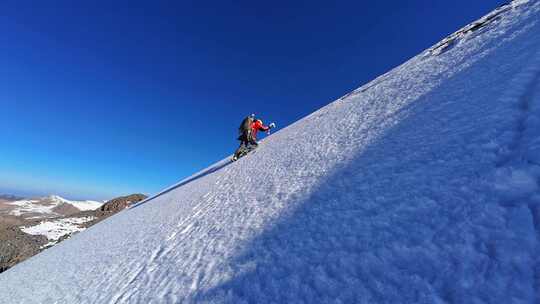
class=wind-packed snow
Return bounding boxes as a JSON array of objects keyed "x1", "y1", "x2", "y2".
[
  {"x1": 21, "y1": 216, "x2": 96, "y2": 248},
  {"x1": 1, "y1": 1, "x2": 540, "y2": 303}
]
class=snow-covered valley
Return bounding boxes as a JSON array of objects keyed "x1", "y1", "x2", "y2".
[
  {"x1": 1, "y1": 1, "x2": 539, "y2": 303},
  {"x1": 0, "y1": 194, "x2": 144, "y2": 273},
  {"x1": 20, "y1": 216, "x2": 96, "y2": 248},
  {"x1": 0, "y1": 195, "x2": 103, "y2": 219}
]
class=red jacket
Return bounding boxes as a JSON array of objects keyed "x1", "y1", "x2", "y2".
[{"x1": 251, "y1": 120, "x2": 270, "y2": 140}]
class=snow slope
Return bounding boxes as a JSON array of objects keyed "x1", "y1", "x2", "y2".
[{"x1": 1, "y1": 1, "x2": 540, "y2": 303}]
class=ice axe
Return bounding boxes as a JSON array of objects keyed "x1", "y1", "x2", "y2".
[{"x1": 267, "y1": 122, "x2": 276, "y2": 135}]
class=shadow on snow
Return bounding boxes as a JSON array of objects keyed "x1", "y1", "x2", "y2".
[{"x1": 194, "y1": 30, "x2": 538, "y2": 304}]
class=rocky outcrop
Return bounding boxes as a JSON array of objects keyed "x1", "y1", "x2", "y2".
[
  {"x1": 51, "y1": 203, "x2": 81, "y2": 216},
  {"x1": 99, "y1": 194, "x2": 146, "y2": 214},
  {"x1": 81, "y1": 194, "x2": 147, "y2": 228},
  {"x1": 0, "y1": 226, "x2": 46, "y2": 273}
]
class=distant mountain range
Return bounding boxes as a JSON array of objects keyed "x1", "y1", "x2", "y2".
[
  {"x1": 0, "y1": 193, "x2": 146, "y2": 273},
  {"x1": 0, "y1": 194, "x2": 24, "y2": 201}
]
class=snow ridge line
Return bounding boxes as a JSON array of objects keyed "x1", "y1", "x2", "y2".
[
  {"x1": 427, "y1": 0, "x2": 535, "y2": 57},
  {"x1": 339, "y1": 0, "x2": 516, "y2": 99},
  {"x1": 338, "y1": 1, "x2": 538, "y2": 106}
]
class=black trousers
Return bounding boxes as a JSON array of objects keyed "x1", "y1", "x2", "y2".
[{"x1": 234, "y1": 131, "x2": 257, "y2": 158}]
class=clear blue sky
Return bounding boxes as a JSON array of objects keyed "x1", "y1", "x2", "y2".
[{"x1": 0, "y1": 0, "x2": 503, "y2": 200}]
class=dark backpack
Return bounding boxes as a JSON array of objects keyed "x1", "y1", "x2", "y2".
[{"x1": 238, "y1": 116, "x2": 254, "y2": 135}]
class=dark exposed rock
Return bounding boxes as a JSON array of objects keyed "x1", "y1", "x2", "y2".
[
  {"x1": 51, "y1": 203, "x2": 81, "y2": 216},
  {"x1": 81, "y1": 194, "x2": 147, "y2": 228},
  {"x1": 0, "y1": 226, "x2": 47, "y2": 273},
  {"x1": 99, "y1": 194, "x2": 147, "y2": 214}
]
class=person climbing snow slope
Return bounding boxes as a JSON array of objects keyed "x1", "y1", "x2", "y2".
[{"x1": 232, "y1": 115, "x2": 275, "y2": 161}]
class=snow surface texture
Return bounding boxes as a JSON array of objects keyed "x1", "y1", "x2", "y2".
[
  {"x1": 21, "y1": 216, "x2": 96, "y2": 248},
  {"x1": 1, "y1": 1, "x2": 540, "y2": 303}
]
